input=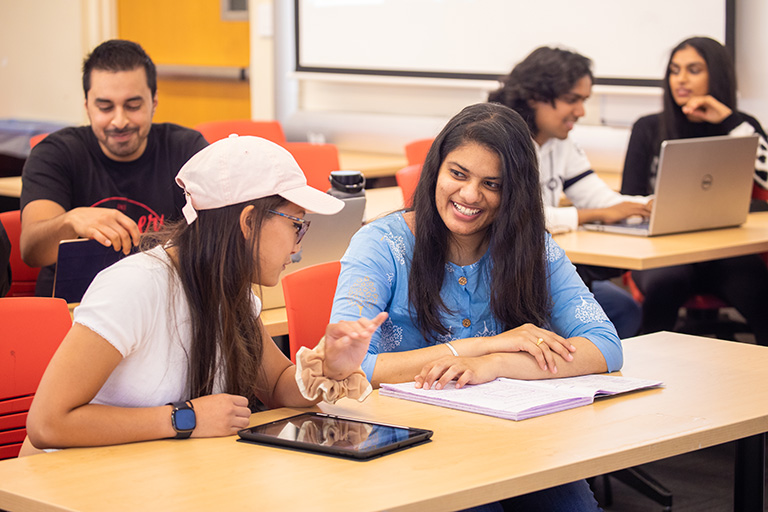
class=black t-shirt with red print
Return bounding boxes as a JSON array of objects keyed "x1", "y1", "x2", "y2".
[{"x1": 21, "y1": 123, "x2": 207, "y2": 296}]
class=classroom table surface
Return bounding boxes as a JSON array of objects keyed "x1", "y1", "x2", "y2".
[
  {"x1": 338, "y1": 150, "x2": 407, "y2": 179},
  {"x1": 1, "y1": 332, "x2": 766, "y2": 512},
  {"x1": 0, "y1": 150, "x2": 408, "y2": 201},
  {"x1": 553, "y1": 211, "x2": 768, "y2": 270}
]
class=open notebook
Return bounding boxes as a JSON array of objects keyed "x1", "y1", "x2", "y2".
[
  {"x1": 380, "y1": 375, "x2": 663, "y2": 421},
  {"x1": 583, "y1": 134, "x2": 758, "y2": 236}
]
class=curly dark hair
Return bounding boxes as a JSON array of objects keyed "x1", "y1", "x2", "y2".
[{"x1": 488, "y1": 47, "x2": 593, "y2": 138}]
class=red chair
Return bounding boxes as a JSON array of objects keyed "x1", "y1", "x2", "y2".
[
  {"x1": 404, "y1": 138, "x2": 434, "y2": 166},
  {"x1": 282, "y1": 142, "x2": 340, "y2": 192},
  {"x1": 193, "y1": 120, "x2": 287, "y2": 145},
  {"x1": 752, "y1": 182, "x2": 768, "y2": 202},
  {"x1": 0, "y1": 210, "x2": 40, "y2": 297},
  {"x1": 395, "y1": 164, "x2": 422, "y2": 208},
  {"x1": 281, "y1": 261, "x2": 341, "y2": 362},
  {"x1": 0, "y1": 297, "x2": 72, "y2": 459},
  {"x1": 29, "y1": 133, "x2": 49, "y2": 149}
]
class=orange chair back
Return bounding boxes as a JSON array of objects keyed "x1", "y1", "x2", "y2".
[
  {"x1": 29, "y1": 133, "x2": 49, "y2": 149},
  {"x1": 404, "y1": 138, "x2": 434, "y2": 166},
  {"x1": 194, "y1": 120, "x2": 287, "y2": 145},
  {"x1": 0, "y1": 297, "x2": 71, "y2": 459},
  {"x1": 395, "y1": 164, "x2": 422, "y2": 208},
  {"x1": 282, "y1": 142, "x2": 340, "y2": 192},
  {"x1": 282, "y1": 261, "x2": 341, "y2": 362},
  {"x1": 0, "y1": 211, "x2": 40, "y2": 297}
]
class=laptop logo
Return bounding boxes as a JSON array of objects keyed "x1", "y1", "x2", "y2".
[{"x1": 701, "y1": 174, "x2": 713, "y2": 190}]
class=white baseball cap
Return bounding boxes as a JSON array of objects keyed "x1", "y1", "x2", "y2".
[{"x1": 176, "y1": 134, "x2": 344, "y2": 224}]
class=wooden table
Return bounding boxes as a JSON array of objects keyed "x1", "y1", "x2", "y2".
[
  {"x1": 553, "y1": 211, "x2": 768, "y2": 270},
  {"x1": 338, "y1": 150, "x2": 407, "y2": 179},
  {"x1": 0, "y1": 150, "x2": 408, "y2": 201},
  {"x1": 0, "y1": 332, "x2": 765, "y2": 511}
]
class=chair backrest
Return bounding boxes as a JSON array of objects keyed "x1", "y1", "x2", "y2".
[
  {"x1": 193, "y1": 120, "x2": 287, "y2": 145},
  {"x1": 0, "y1": 297, "x2": 71, "y2": 459},
  {"x1": 282, "y1": 142, "x2": 340, "y2": 192},
  {"x1": 404, "y1": 138, "x2": 434, "y2": 166},
  {"x1": 0, "y1": 210, "x2": 40, "y2": 297},
  {"x1": 281, "y1": 260, "x2": 341, "y2": 362},
  {"x1": 752, "y1": 183, "x2": 768, "y2": 202},
  {"x1": 395, "y1": 164, "x2": 422, "y2": 208},
  {"x1": 29, "y1": 133, "x2": 49, "y2": 149}
]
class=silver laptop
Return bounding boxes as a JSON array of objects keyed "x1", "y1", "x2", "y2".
[
  {"x1": 583, "y1": 134, "x2": 758, "y2": 236},
  {"x1": 257, "y1": 194, "x2": 366, "y2": 309}
]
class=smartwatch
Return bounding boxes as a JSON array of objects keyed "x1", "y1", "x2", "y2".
[{"x1": 167, "y1": 400, "x2": 196, "y2": 439}]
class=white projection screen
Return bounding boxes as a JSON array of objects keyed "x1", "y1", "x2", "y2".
[{"x1": 296, "y1": 0, "x2": 732, "y2": 86}]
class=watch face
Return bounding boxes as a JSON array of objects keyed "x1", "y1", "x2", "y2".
[{"x1": 174, "y1": 408, "x2": 196, "y2": 431}]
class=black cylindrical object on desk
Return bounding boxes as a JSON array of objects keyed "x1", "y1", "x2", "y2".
[{"x1": 328, "y1": 170, "x2": 365, "y2": 198}]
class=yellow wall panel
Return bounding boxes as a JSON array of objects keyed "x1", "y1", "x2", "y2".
[
  {"x1": 117, "y1": 0, "x2": 251, "y2": 127},
  {"x1": 117, "y1": 0, "x2": 249, "y2": 67},
  {"x1": 154, "y1": 79, "x2": 251, "y2": 128}
]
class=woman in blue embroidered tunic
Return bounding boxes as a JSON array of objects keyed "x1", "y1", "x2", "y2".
[
  {"x1": 331, "y1": 103, "x2": 618, "y2": 511},
  {"x1": 330, "y1": 103, "x2": 622, "y2": 390}
]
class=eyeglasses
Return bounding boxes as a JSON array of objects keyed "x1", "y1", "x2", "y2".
[{"x1": 267, "y1": 209, "x2": 311, "y2": 244}]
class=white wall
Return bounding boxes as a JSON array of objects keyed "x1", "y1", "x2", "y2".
[
  {"x1": 269, "y1": 0, "x2": 768, "y2": 158},
  {"x1": 0, "y1": 0, "x2": 116, "y2": 125},
  {"x1": 736, "y1": 0, "x2": 768, "y2": 125}
]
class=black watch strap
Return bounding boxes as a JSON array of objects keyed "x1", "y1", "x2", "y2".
[{"x1": 167, "y1": 400, "x2": 195, "y2": 439}]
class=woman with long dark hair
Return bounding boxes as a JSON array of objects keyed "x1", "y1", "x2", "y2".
[
  {"x1": 621, "y1": 37, "x2": 768, "y2": 344},
  {"x1": 333, "y1": 103, "x2": 621, "y2": 387},
  {"x1": 331, "y1": 102, "x2": 618, "y2": 509},
  {"x1": 23, "y1": 136, "x2": 386, "y2": 452}
]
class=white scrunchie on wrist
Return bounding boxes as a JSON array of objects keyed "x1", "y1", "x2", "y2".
[{"x1": 294, "y1": 337, "x2": 372, "y2": 404}]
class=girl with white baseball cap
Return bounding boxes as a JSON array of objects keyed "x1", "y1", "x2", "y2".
[{"x1": 23, "y1": 135, "x2": 386, "y2": 452}]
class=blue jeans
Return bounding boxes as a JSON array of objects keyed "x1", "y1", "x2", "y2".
[
  {"x1": 591, "y1": 279, "x2": 641, "y2": 339},
  {"x1": 464, "y1": 479, "x2": 602, "y2": 512}
]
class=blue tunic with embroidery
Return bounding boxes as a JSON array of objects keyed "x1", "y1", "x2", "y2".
[{"x1": 330, "y1": 212, "x2": 623, "y2": 380}]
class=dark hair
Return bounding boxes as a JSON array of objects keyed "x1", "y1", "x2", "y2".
[
  {"x1": 82, "y1": 39, "x2": 157, "y2": 98},
  {"x1": 143, "y1": 195, "x2": 288, "y2": 404},
  {"x1": 488, "y1": 47, "x2": 593, "y2": 137},
  {"x1": 660, "y1": 37, "x2": 736, "y2": 141},
  {"x1": 408, "y1": 103, "x2": 549, "y2": 342}
]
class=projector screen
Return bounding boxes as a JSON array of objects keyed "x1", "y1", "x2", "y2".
[{"x1": 296, "y1": 0, "x2": 732, "y2": 86}]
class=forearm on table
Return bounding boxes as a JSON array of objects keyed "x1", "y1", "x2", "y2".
[
  {"x1": 370, "y1": 335, "x2": 524, "y2": 387},
  {"x1": 371, "y1": 343, "x2": 464, "y2": 388},
  {"x1": 27, "y1": 403, "x2": 177, "y2": 449},
  {"x1": 493, "y1": 336, "x2": 608, "y2": 380}
]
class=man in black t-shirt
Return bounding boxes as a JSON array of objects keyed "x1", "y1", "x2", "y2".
[{"x1": 20, "y1": 40, "x2": 208, "y2": 296}]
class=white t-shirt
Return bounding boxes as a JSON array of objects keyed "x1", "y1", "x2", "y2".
[{"x1": 73, "y1": 246, "x2": 262, "y2": 407}]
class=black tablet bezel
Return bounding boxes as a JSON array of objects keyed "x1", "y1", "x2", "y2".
[{"x1": 237, "y1": 412, "x2": 433, "y2": 460}]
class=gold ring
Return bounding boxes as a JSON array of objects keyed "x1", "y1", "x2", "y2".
[{"x1": 536, "y1": 338, "x2": 544, "y2": 346}]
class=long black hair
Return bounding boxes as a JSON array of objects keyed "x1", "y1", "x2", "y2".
[
  {"x1": 408, "y1": 103, "x2": 550, "y2": 342},
  {"x1": 144, "y1": 195, "x2": 288, "y2": 403},
  {"x1": 659, "y1": 37, "x2": 736, "y2": 142}
]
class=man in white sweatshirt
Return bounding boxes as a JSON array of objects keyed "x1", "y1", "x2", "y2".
[{"x1": 489, "y1": 46, "x2": 651, "y2": 338}]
